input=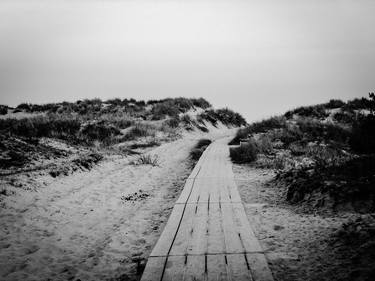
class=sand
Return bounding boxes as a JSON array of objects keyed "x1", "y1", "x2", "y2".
[
  {"x1": 0, "y1": 126, "x2": 235, "y2": 281},
  {"x1": 233, "y1": 164, "x2": 365, "y2": 281}
]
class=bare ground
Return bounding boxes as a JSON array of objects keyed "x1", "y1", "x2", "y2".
[
  {"x1": 233, "y1": 164, "x2": 372, "y2": 281},
  {"x1": 0, "y1": 128, "x2": 234, "y2": 281}
]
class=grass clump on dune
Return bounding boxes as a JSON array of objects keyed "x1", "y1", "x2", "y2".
[{"x1": 190, "y1": 139, "x2": 212, "y2": 161}]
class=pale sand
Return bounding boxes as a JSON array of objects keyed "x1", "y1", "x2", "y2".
[
  {"x1": 0, "y1": 126, "x2": 235, "y2": 281},
  {"x1": 233, "y1": 164, "x2": 360, "y2": 281}
]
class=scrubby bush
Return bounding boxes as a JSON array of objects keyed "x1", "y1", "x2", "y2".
[
  {"x1": 285, "y1": 104, "x2": 329, "y2": 119},
  {"x1": 199, "y1": 108, "x2": 246, "y2": 128},
  {"x1": 0, "y1": 105, "x2": 8, "y2": 115},
  {"x1": 0, "y1": 115, "x2": 81, "y2": 141},
  {"x1": 80, "y1": 122, "x2": 121, "y2": 144},
  {"x1": 230, "y1": 140, "x2": 258, "y2": 163},
  {"x1": 256, "y1": 134, "x2": 273, "y2": 154},
  {"x1": 124, "y1": 123, "x2": 156, "y2": 140},
  {"x1": 191, "y1": 98, "x2": 211, "y2": 109},
  {"x1": 333, "y1": 111, "x2": 355, "y2": 124},
  {"x1": 190, "y1": 139, "x2": 212, "y2": 160},
  {"x1": 325, "y1": 99, "x2": 346, "y2": 109},
  {"x1": 151, "y1": 102, "x2": 180, "y2": 120},
  {"x1": 296, "y1": 118, "x2": 350, "y2": 144},
  {"x1": 230, "y1": 116, "x2": 286, "y2": 145},
  {"x1": 164, "y1": 116, "x2": 180, "y2": 128},
  {"x1": 343, "y1": 96, "x2": 373, "y2": 111},
  {"x1": 350, "y1": 114, "x2": 375, "y2": 153}
]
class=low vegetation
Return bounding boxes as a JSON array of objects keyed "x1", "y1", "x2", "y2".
[
  {"x1": 0, "y1": 97, "x2": 245, "y2": 177},
  {"x1": 129, "y1": 154, "x2": 160, "y2": 166},
  {"x1": 190, "y1": 139, "x2": 212, "y2": 161},
  {"x1": 230, "y1": 93, "x2": 375, "y2": 213}
]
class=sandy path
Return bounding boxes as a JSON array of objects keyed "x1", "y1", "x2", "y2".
[{"x1": 0, "y1": 128, "x2": 234, "y2": 281}]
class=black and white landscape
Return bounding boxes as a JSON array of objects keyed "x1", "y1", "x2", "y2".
[{"x1": 1, "y1": 1, "x2": 374, "y2": 281}]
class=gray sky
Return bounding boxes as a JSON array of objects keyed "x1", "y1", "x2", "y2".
[{"x1": 0, "y1": 0, "x2": 374, "y2": 122}]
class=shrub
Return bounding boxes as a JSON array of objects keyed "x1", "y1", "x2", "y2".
[
  {"x1": 230, "y1": 116, "x2": 286, "y2": 145},
  {"x1": 151, "y1": 102, "x2": 180, "y2": 120},
  {"x1": 80, "y1": 122, "x2": 121, "y2": 144},
  {"x1": 164, "y1": 116, "x2": 180, "y2": 128},
  {"x1": 230, "y1": 140, "x2": 258, "y2": 163},
  {"x1": 199, "y1": 108, "x2": 246, "y2": 128},
  {"x1": 124, "y1": 123, "x2": 156, "y2": 140},
  {"x1": 285, "y1": 105, "x2": 328, "y2": 119},
  {"x1": 296, "y1": 118, "x2": 350, "y2": 144},
  {"x1": 350, "y1": 114, "x2": 375, "y2": 153},
  {"x1": 0, "y1": 105, "x2": 8, "y2": 115},
  {"x1": 190, "y1": 139, "x2": 212, "y2": 160},
  {"x1": 325, "y1": 99, "x2": 346, "y2": 109},
  {"x1": 191, "y1": 98, "x2": 211, "y2": 109},
  {"x1": 0, "y1": 115, "x2": 81, "y2": 141},
  {"x1": 256, "y1": 134, "x2": 273, "y2": 154},
  {"x1": 333, "y1": 111, "x2": 355, "y2": 124}
]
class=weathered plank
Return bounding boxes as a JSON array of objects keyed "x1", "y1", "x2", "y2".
[
  {"x1": 140, "y1": 257, "x2": 166, "y2": 281},
  {"x1": 150, "y1": 204, "x2": 185, "y2": 257},
  {"x1": 246, "y1": 253, "x2": 274, "y2": 281}
]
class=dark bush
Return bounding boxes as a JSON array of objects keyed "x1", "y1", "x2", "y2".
[
  {"x1": 191, "y1": 98, "x2": 211, "y2": 109},
  {"x1": 199, "y1": 108, "x2": 246, "y2": 128},
  {"x1": 0, "y1": 105, "x2": 8, "y2": 115},
  {"x1": 285, "y1": 105, "x2": 329, "y2": 119},
  {"x1": 124, "y1": 123, "x2": 156, "y2": 140},
  {"x1": 350, "y1": 114, "x2": 375, "y2": 153},
  {"x1": 325, "y1": 99, "x2": 346, "y2": 109},
  {"x1": 190, "y1": 139, "x2": 212, "y2": 160},
  {"x1": 164, "y1": 116, "x2": 180, "y2": 128},
  {"x1": 230, "y1": 140, "x2": 258, "y2": 163},
  {"x1": 0, "y1": 115, "x2": 81, "y2": 141},
  {"x1": 333, "y1": 111, "x2": 355, "y2": 124},
  {"x1": 151, "y1": 102, "x2": 180, "y2": 120},
  {"x1": 80, "y1": 122, "x2": 121, "y2": 143},
  {"x1": 230, "y1": 116, "x2": 286, "y2": 145},
  {"x1": 297, "y1": 119, "x2": 350, "y2": 144}
]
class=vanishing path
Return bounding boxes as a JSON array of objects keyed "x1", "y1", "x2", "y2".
[{"x1": 141, "y1": 138, "x2": 274, "y2": 281}]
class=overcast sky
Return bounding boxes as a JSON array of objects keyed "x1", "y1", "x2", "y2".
[{"x1": 0, "y1": 0, "x2": 374, "y2": 122}]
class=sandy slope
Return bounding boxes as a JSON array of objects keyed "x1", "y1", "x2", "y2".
[
  {"x1": 0, "y1": 127, "x2": 235, "y2": 281},
  {"x1": 233, "y1": 164, "x2": 362, "y2": 281}
]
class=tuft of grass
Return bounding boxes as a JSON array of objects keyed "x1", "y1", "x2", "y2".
[
  {"x1": 124, "y1": 123, "x2": 156, "y2": 140},
  {"x1": 130, "y1": 154, "x2": 160, "y2": 166}
]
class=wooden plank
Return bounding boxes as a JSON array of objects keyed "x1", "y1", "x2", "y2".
[
  {"x1": 183, "y1": 255, "x2": 206, "y2": 281},
  {"x1": 207, "y1": 203, "x2": 226, "y2": 254},
  {"x1": 162, "y1": 255, "x2": 185, "y2": 281},
  {"x1": 169, "y1": 204, "x2": 196, "y2": 256},
  {"x1": 227, "y1": 177, "x2": 242, "y2": 203},
  {"x1": 140, "y1": 257, "x2": 166, "y2": 281},
  {"x1": 207, "y1": 254, "x2": 228, "y2": 281},
  {"x1": 175, "y1": 179, "x2": 195, "y2": 204},
  {"x1": 246, "y1": 253, "x2": 274, "y2": 281},
  {"x1": 227, "y1": 254, "x2": 253, "y2": 281},
  {"x1": 233, "y1": 204, "x2": 263, "y2": 253},
  {"x1": 188, "y1": 201, "x2": 209, "y2": 255},
  {"x1": 221, "y1": 202, "x2": 244, "y2": 253},
  {"x1": 150, "y1": 204, "x2": 185, "y2": 257}
]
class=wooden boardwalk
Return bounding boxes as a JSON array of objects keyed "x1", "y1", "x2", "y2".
[{"x1": 141, "y1": 138, "x2": 274, "y2": 281}]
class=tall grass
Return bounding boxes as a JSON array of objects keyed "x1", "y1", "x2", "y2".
[{"x1": 124, "y1": 123, "x2": 156, "y2": 140}]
